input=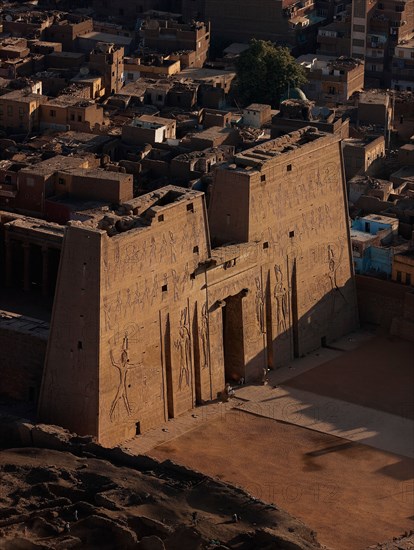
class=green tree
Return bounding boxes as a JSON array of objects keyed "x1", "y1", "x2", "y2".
[{"x1": 235, "y1": 40, "x2": 307, "y2": 107}]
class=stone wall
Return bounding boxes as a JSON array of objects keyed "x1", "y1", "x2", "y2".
[
  {"x1": 356, "y1": 274, "x2": 408, "y2": 328},
  {"x1": 0, "y1": 312, "x2": 48, "y2": 404}
]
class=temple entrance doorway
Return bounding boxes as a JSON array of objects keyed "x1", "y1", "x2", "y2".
[{"x1": 222, "y1": 292, "x2": 245, "y2": 382}]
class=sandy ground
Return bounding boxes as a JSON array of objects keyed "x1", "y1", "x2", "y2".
[
  {"x1": 151, "y1": 410, "x2": 414, "y2": 550},
  {"x1": 284, "y1": 335, "x2": 414, "y2": 419}
]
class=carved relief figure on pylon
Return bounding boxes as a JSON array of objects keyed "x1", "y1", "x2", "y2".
[
  {"x1": 274, "y1": 265, "x2": 288, "y2": 336},
  {"x1": 200, "y1": 303, "x2": 209, "y2": 369},
  {"x1": 109, "y1": 335, "x2": 140, "y2": 421},
  {"x1": 175, "y1": 308, "x2": 191, "y2": 389},
  {"x1": 255, "y1": 277, "x2": 266, "y2": 334}
]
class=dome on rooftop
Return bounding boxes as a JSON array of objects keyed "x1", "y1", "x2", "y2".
[{"x1": 280, "y1": 87, "x2": 307, "y2": 102}]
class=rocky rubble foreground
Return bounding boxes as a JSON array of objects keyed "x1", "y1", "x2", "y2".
[{"x1": 0, "y1": 446, "x2": 321, "y2": 550}]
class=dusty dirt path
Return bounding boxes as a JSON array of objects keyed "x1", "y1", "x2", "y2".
[{"x1": 151, "y1": 410, "x2": 414, "y2": 550}]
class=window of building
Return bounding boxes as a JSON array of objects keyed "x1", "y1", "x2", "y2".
[
  {"x1": 395, "y1": 4, "x2": 404, "y2": 12},
  {"x1": 406, "y1": 273, "x2": 412, "y2": 286},
  {"x1": 353, "y1": 0, "x2": 366, "y2": 17},
  {"x1": 157, "y1": 95, "x2": 163, "y2": 101},
  {"x1": 193, "y1": 246, "x2": 199, "y2": 254},
  {"x1": 411, "y1": 52, "x2": 414, "y2": 58},
  {"x1": 352, "y1": 38, "x2": 365, "y2": 47},
  {"x1": 353, "y1": 24, "x2": 365, "y2": 32},
  {"x1": 58, "y1": 178, "x2": 65, "y2": 185},
  {"x1": 127, "y1": 72, "x2": 133, "y2": 80},
  {"x1": 158, "y1": 214, "x2": 164, "y2": 222},
  {"x1": 119, "y1": 8, "x2": 124, "y2": 15},
  {"x1": 287, "y1": 164, "x2": 292, "y2": 172},
  {"x1": 77, "y1": 115, "x2": 82, "y2": 122},
  {"x1": 263, "y1": 241, "x2": 269, "y2": 249},
  {"x1": 187, "y1": 203, "x2": 194, "y2": 212},
  {"x1": 50, "y1": 110, "x2": 56, "y2": 117},
  {"x1": 378, "y1": 2, "x2": 384, "y2": 8},
  {"x1": 7, "y1": 106, "x2": 13, "y2": 115},
  {"x1": 261, "y1": 174, "x2": 266, "y2": 182},
  {"x1": 289, "y1": 230, "x2": 295, "y2": 238},
  {"x1": 371, "y1": 65, "x2": 377, "y2": 71},
  {"x1": 396, "y1": 271, "x2": 402, "y2": 283},
  {"x1": 162, "y1": 284, "x2": 168, "y2": 292},
  {"x1": 19, "y1": 107, "x2": 24, "y2": 114},
  {"x1": 70, "y1": 114, "x2": 75, "y2": 121},
  {"x1": 328, "y1": 86, "x2": 336, "y2": 94}
]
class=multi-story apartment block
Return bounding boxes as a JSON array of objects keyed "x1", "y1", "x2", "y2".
[
  {"x1": 181, "y1": 0, "x2": 326, "y2": 54},
  {"x1": 139, "y1": 19, "x2": 210, "y2": 69},
  {"x1": 89, "y1": 43, "x2": 124, "y2": 96},
  {"x1": 347, "y1": 0, "x2": 414, "y2": 83},
  {"x1": 392, "y1": 36, "x2": 414, "y2": 91}
]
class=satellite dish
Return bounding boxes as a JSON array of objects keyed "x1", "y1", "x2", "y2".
[
  {"x1": 5, "y1": 15, "x2": 13, "y2": 22},
  {"x1": 80, "y1": 66, "x2": 90, "y2": 75}
]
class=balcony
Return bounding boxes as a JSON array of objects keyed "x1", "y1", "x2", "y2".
[{"x1": 392, "y1": 67, "x2": 414, "y2": 78}]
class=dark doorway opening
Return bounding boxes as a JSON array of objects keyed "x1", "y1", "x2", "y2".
[
  {"x1": 164, "y1": 314, "x2": 174, "y2": 419},
  {"x1": 135, "y1": 422, "x2": 141, "y2": 436},
  {"x1": 28, "y1": 386, "x2": 35, "y2": 403},
  {"x1": 192, "y1": 303, "x2": 203, "y2": 404},
  {"x1": 321, "y1": 336, "x2": 327, "y2": 347},
  {"x1": 291, "y1": 259, "x2": 300, "y2": 358},
  {"x1": 222, "y1": 293, "x2": 245, "y2": 381}
]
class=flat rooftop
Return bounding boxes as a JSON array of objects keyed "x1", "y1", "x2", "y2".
[
  {"x1": 359, "y1": 91, "x2": 388, "y2": 105},
  {"x1": 350, "y1": 229, "x2": 377, "y2": 242},
  {"x1": 245, "y1": 103, "x2": 271, "y2": 111},
  {"x1": 391, "y1": 166, "x2": 414, "y2": 180},
  {"x1": 0, "y1": 90, "x2": 48, "y2": 103},
  {"x1": 0, "y1": 310, "x2": 49, "y2": 339},
  {"x1": 362, "y1": 213, "x2": 397, "y2": 224},
  {"x1": 19, "y1": 155, "x2": 88, "y2": 176},
  {"x1": 5, "y1": 217, "x2": 65, "y2": 240},
  {"x1": 80, "y1": 32, "x2": 132, "y2": 46},
  {"x1": 58, "y1": 168, "x2": 131, "y2": 181},
  {"x1": 177, "y1": 67, "x2": 235, "y2": 81}
]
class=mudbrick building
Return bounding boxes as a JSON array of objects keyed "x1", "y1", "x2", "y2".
[{"x1": 16, "y1": 127, "x2": 360, "y2": 446}]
